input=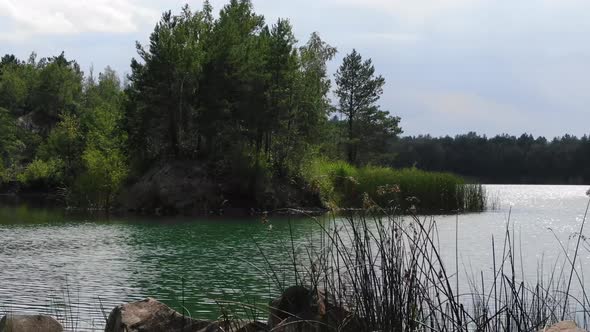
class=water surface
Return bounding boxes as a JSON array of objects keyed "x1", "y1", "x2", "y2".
[{"x1": 0, "y1": 185, "x2": 588, "y2": 329}]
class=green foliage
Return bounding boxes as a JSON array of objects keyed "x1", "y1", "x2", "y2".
[
  {"x1": 335, "y1": 49, "x2": 401, "y2": 165},
  {"x1": 127, "y1": 1, "x2": 343, "y2": 192},
  {"x1": 128, "y1": 4, "x2": 210, "y2": 160},
  {"x1": 37, "y1": 113, "x2": 83, "y2": 182},
  {"x1": 17, "y1": 158, "x2": 64, "y2": 186},
  {"x1": 0, "y1": 65, "x2": 28, "y2": 112},
  {"x1": 303, "y1": 158, "x2": 485, "y2": 212},
  {"x1": 391, "y1": 132, "x2": 590, "y2": 184},
  {"x1": 31, "y1": 52, "x2": 83, "y2": 132},
  {"x1": 77, "y1": 146, "x2": 127, "y2": 208},
  {"x1": 0, "y1": 162, "x2": 6, "y2": 183},
  {"x1": 6, "y1": 1, "x2": 512, "y2": 215},
  {"x1": 0, "y1": 107, "x2": 23, "y2": 164},
  {"x1": 75, "y1": 67, "x2": 128, "y2": 209}
]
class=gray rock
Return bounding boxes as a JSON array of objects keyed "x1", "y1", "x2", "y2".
[
  {"x1": 104, "y1": 298, "x2": 210, "y2": 332},
  {"x1": 0, "y1": 314, "x2": 63, "y2": 332}
]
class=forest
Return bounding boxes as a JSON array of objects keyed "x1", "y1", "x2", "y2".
[
  {"x1": 389, "y1": 133, "x2": 590, "y2": 184},
  {"x1": 0, "y1": 0, "x2": 582, "y2": 212},
  {"x1": 0, "y1": 0, "x2": 404, "y2": 211}
]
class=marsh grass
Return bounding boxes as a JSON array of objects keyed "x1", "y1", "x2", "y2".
[
  {"x1": 303, "y1": 159, "x2": 486, "y2": 213},
  {"x1": 254, "y1": 199, "x2": 590, "y2": 331}
]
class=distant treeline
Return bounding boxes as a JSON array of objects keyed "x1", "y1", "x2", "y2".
[{"x1": 388, "y1": 132, "x2": 590, "y2": 184}]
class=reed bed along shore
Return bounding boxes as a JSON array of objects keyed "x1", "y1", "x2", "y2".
[
  {"x1": 303, "y1": 159, "x2": 486, "y2": 213},
  {"x1": 258, "y1": 199, "x2": 590, "y2": 331}
]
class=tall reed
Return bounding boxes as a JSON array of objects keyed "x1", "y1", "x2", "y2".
[
  {"x1": 261, "y1": 203, "x2": 590, "y2": 331},
  {"x1": 302, "y1": 159, "x2": 486, "y2": 213}
]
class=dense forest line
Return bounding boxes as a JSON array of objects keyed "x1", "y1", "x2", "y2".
[
  {"x1": 0, "y1": 0, "x2": 404, "y2": 211},
  {"x1": 388, "y1": 133, "x2": 590, "y2": 184}
]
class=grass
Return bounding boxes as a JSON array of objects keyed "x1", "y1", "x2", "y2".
[
  {"x1": 302, "y1": 158, "x2": 486, "y2": 213},
  {"x1": 253, "y1": 196, "x2": 590, "y2": 331}
]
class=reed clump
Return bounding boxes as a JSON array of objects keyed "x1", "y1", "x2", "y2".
[
  {"x1": 259, "y1": 203, "x2": 590, "y2": 331},
  {"x1": 303, "y1": 159, "x2": 486, "y2": 212}
]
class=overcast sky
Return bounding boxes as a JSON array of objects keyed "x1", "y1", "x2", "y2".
[{"x1": 1, "y1": 0, "x2": 589, "y2": 138}]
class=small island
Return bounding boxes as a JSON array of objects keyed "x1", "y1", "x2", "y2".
[{"x1": 0, "y1": 1, "x2": 489, "y2": 215}]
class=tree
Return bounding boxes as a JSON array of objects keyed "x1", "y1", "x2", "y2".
[
  {"x1": 297, "y1": 32, "x2": 337, "y2": 141},
  {"x1": 197, "y1": 0, "x2": 266, "y2": 158},
  {"x1": 73, "y1": 67, "x2": 127, "y2": 208},
  {"x1": 0, "y1": 61, "x2": 28, "y2": 114},
  {"x1": 31, "y1": 52, "x2": 83, "y2": 134},
  {"x1": 275, "y1": 32, "x2": 336, "y2": 173},
  {"x1": 0, "y1": 107, "x2": 24, "y2": 181},
  {"x1": 127, "y1": 5, "x2": 208, "y2": 162},
  {"x1": 355, "y1": 106, "x2": 402, "y2": 164},
  {"x1": 335, "y1": 49, "x2": 401, "y2": 165},
  {"x1": 37, "y1": 113, "x2": 83, "y2": 182}
]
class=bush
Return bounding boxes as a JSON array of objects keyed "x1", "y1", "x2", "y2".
[
  {"x1": 70, "y1": 147, "x2": 128, "y2": 209},
  {"x1": 17, "y1": 158, "x2": 64, "y2": 187}
]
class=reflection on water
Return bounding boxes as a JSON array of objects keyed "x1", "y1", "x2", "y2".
[{"x1": 0, "y1": 185, "x2": 589, "y2": 330}]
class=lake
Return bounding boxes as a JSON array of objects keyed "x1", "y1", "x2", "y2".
[{"x1": 0, "y1": 185, "x2": 589, "y2": 330}]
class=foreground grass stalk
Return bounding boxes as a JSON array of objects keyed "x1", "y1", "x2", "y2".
[
  {"x1": 253, "y1": 204, "x2": 590, "y2": 332},
  {"x1": 562, "y1": 197, "x2": 590, "y2": 320}
]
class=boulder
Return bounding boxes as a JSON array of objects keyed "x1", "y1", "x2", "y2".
[
  {"x1": 104, "y1": 298, "x2": 210, "y2": 332},
  {"x1": 267, "y1": 286, "x2": 318, "y2": 328},
  {"x1": 0, "y1": 314, "x2": 63, "y2": 332},
  {"x1": 267, "y1": 286, "x2": 364, "y2": 332},
  {"x1": 541, "y1": 321, "x2": 585, "y2": 332}
]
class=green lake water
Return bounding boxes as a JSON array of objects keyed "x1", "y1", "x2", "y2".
[
  {"x1": 0, "y1": 207, "x2": 320, "y2": 329},
  {"x1": 1, "y1": 185, "x2": 590, "y2": 330}
]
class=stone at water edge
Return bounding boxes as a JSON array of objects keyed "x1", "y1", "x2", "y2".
[
  {"x1": 541, "y1": 321, "x2": 585, "y2": 332},
  {"x1": 0, "y1": 314, "x2": 64, "y2": 332},
  {"x1": 267, "y1": 286, "x2": 365, "y2": 332},
  {"x1": 104, "y1": 297, "x2": 211, "y2": 332}
]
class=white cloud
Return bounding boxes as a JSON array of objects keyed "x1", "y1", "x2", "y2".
[{"x1": 0, "y1": 0, "x2": 159, "y2": 38}]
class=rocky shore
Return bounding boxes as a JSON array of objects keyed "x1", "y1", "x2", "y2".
[{"x1": 0, "y1": 286, "x2": 586, "y2": 332}]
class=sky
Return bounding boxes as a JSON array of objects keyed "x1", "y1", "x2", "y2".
[{"x1": 1, "y1": 0, "x2": 589, "y2": 138}]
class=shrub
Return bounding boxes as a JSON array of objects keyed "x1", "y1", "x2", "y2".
[{"x1": 17, "y1": 158, "x2": 64, "y2": 187}]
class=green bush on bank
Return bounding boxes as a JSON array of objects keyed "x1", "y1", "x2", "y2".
[
  {"x1": 16, "y1": 158, "x2": 64, "y2": 187},
  {"x1": 303, "y1": 159, "x2": 486, "y2": 212}
]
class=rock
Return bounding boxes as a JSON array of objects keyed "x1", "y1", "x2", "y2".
[
  {"x1": 104, "y1": 298, "x2": 210, "y2": 332},
  {"x1": 0, "y1": 314, "x2": 63, "y2": 332},
  {"x1": 267, "y1": 286, "x2": 318, "y2": 329},
  {"x1": 541, "y1": 321, "x2": 585, "y2": 332},
  {"x1": 267, "y1": 286, "x2": 364, "y2": 332}
]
